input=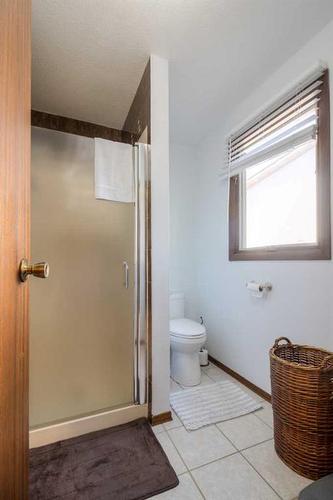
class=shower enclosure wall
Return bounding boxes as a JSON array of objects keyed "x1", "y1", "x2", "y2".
[{"x1": 29, "y1": 127, "x2": 148, "y2": 442}]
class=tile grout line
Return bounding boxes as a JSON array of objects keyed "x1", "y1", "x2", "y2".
[
  {"x1": 253, "y1": 408, "x2": 274, "y2": 428},
  {"x1": 187, "y1": 469, "x2": 206, "y2": 499},
  {"x1": 170, "y1": 377, "x2": 184, "y2": 392},
  {"x1": 240, "y1": 448, "x2": 284, "y2": 500},
  {"x1": 167, "y1": 424, "x2": 278, "y2": 498},
  {"x1": 164, "y1": 426, "x2": 211, "y2": 499},
  {"x1": 167, "y1": 369, "x2": 274, "y2": 499},
  {"x1": 202, "y1": 370, "x2": 217, "y2": 382},
  {"x1": 187, "y1": 449, "x2": 240, "y2": 472},
  {"x1": 214, "y1": 424, "x2": 283, "y2": 499},
  {"x1": 204, "y1": 364, "x2": 265, "y2": 391},
  {"x1": 164, "y1": 426, "x2": 206, "y2": 499},
  {"x1": 160, "y1": 424, "x2": 207, "y2": 498},
  {"x1": 155, "y1": 429, "x2": 206, "y2": 498},
  {"x1": 213, "y1": 418, "x2": 269, "y2": 452},
  {"x1": 166, "y1": 422, "x2": 279, "y2": 497},
  {"x1": 166, "y1": 423, "x2": 239, "y2": 472},
  {"x1": 214, "y1": 422, "x2": 275, "y2": 453},
  {"x1": 238, "y1": 436, "x2": 274, "y2": 453},
  {"x1": 161, "y1": 429, "x2": 188, "y2": 475},
  {"x1": 253, "y1": 413, "x2": 273, "y2": 428}
]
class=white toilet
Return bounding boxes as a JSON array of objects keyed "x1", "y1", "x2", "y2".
[{"x1": 170, "y1": 292, "x2": 207, "y2": 387}]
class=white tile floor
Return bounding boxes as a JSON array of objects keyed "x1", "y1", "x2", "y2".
[{"x1": 152, "y1": 363, "x2": 312, "y2": 500}]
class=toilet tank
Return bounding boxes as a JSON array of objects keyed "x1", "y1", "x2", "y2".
[{"x1": 170, "y1": 292, "x2": 185, "y2": 319}]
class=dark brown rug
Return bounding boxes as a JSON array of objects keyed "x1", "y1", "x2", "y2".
[{"x1": 29, "y1": 418, "x2": 179, "y2": 500}]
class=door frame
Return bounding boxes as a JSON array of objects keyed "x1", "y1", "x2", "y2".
[{"x1": 0, "y1": 0, "x2": 31, "y2": 497}]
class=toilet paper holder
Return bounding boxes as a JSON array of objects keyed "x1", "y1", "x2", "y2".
[{"x1": 246, "y1": 281, "x2": 272, "y2": 292}]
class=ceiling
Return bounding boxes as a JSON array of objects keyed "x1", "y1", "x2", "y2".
[{"x1": 32, "y1": 0, "x2": 333, "y2": 145}]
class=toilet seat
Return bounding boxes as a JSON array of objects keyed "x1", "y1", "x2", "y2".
[{"x1": 170, "y1": 318, "x2": 206, "y2": 339}]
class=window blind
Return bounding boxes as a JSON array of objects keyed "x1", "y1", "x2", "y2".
[{"x1": 222, "y1": 67, "x2": 327, "y2": 179}]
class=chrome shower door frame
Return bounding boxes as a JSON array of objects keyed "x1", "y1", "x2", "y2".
[{"x1": 134, "y1": 143, "x2": 149, "y2": 405}]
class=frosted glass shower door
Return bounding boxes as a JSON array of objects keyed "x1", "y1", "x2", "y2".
[{"x1": 30, "y1": 127, "x2": 135, "y2": 428}]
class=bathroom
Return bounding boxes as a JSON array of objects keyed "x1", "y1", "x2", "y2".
[{"x1": 2, "y1": 1, "x2": 333, "y2": 499}]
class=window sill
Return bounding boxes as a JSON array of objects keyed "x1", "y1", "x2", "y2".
[{"x1": 229, "y1": 243, "x2": 331, "y2": 261}]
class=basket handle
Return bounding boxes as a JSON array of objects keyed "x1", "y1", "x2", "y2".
[
  {"x1": 320, "y1": 354, "x2": 333, "y2": 370},
  {"x1": 273, "y1": 337, "x2": 292, "y2": 348}
]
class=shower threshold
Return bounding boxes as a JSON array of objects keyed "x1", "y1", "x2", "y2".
[{"x1": 29, "y1": 403, "x2": 148, "y2": 449}]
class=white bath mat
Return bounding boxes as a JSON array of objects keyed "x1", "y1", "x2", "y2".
[{"x1": 170, "y1": 380, "x2": 262, "y2": 431}]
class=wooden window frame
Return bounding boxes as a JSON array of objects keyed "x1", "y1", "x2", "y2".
[{"x1": 229, "y1": 69, "x2": 331, "y2": 261}]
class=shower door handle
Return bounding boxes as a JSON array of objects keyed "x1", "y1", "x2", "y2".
[{"x1": 123, "y1": 261, "x2": 129, "y2": 289}]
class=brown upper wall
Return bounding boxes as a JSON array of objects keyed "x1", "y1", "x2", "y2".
[
  {"x1": 31, "y1": 59, "x2": 151, "y2": 145},
  {"x1": 122, "y1": 60, "x2": 151, "y2": 144},
  {"x1": 31, "y1": 110, "x2": 132, "y2": 144}
]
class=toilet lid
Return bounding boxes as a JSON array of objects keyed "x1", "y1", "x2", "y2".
[{"x1": 170, "y1": 318, "x2": 206, "y2": 338}]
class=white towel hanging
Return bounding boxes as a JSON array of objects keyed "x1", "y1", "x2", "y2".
[{"x1": 95, "y1": 138, "x2": 134, "y2": 202}]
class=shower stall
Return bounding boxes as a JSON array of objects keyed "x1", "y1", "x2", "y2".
[{"x1": 29, "y1": 127, "x2": 148, "y2": 445}]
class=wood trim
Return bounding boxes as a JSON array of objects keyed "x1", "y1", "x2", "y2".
[
  {"x1": 229, "y1": 69, "x2": 331, "y2": 261},
  {"x1": 229, "y1": 175, "x2": 240, "y2": 257},
  {"x1": 0, "y1": 1, "x2": 31, "y2": 497},
  {"x1": 230, "y1": 242, "x2": 331, "y2": 261},
  {"x1": 150, "y1": 411, "x2": 172, "y2": 426},
  {"x1": 316, "y1": 69, "x2": 331, "y2": 259},
  {"x1": 208, "y1": 356, "x2": 271, "y2": 403},
  {"x1": 123, "y1": 60, "x2": 151, "y2": 144},
  {"x1": 31, "y1": 110, "x2": 132, "y2": 144}
]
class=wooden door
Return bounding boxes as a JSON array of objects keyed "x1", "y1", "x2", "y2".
[{"x1": 0, "y1": 0, "x2": 31, "y2": 498}]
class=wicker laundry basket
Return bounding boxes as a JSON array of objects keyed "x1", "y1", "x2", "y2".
[{"x1": 270, "y1": 337, "x2": 333, "y2": 480}]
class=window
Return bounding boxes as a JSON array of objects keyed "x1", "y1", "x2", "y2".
[{"x1": 227, "y1": 69, "x2": 331, "y2": 260}]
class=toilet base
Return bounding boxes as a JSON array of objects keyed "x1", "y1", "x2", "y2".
[{"x1": 171, "y1": 351, "x2": 201, "y2": 387}]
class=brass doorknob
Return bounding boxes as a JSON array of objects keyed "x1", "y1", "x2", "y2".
[{"x1": 19, "y1": 259, "x2": 49, "y2": 282}]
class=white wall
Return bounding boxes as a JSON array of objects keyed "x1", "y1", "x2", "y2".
[
  {"x1": 150, "y1": 54, "x2": 171, "y2": 416},
  {"x1": 173, "y1": 20, "x2": 333, "y2": 393},
  {"x1": 170, "y1": 142, "x2": 200, "y2": 320}
]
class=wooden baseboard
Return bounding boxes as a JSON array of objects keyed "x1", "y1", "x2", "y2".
[
  {"x1": 150, "y1": 411, "x2": 172, "y2": 426},
  {"x1": 208, "y1": 355, "x2": 271, "y2": 403}
]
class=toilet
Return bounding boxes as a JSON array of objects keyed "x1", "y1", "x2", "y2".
[{"x1": 170, "y1": 292, "x2": 207, "y2": 387}]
